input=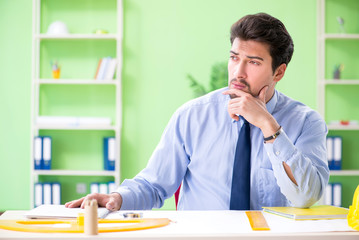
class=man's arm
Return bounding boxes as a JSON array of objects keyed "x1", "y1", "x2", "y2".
[
  {"x1": 223, "y1": 87, "x2": 329, "y2": 207},
  {"x1": 223, "y1": 87, "x2": 299, "y2": 186}
]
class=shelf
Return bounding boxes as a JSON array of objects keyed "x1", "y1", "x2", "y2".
[
  {"x1": 37, "y1": 79, "x2": 119, "y2": 85},
  {"x1": 327, "y1": 124, "x2": 359, "y2": 131},
  {"x1": 35, "y1": 124, "x2": 117, "y2": 131},
  {"x1": 324, "y1": 80, "x2": 359, "y2": 85},
  {"x1": 330, "y1": 170, "x2": 359, "y2": 176},
  {"x1": 325, "y1": 33, "x2": 359, "y2": 39},
  {"x1": 34, "y1": 170, "x2": 116, "y2": 177},
  {"x1": 31, "y1": 0, "x2": 122, "y2": 207},
  {"x1": 36, "y1": 34, "x2": 118, "y2": 40}
]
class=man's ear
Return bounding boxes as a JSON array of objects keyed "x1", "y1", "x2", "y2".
[{"x1": 273, "y1": 63, "x2": 287, "y2": 83}]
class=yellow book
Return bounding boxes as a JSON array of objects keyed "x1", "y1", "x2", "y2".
[{"x1": 262, "y1": 205, "x2": 349, "y2": 220}]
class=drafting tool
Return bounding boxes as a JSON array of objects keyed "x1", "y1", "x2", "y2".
[
  {"x1": 245, "y1": 211, "x2": 270, "y2": 231},
  {"x1": 0, "y1": 213, "x2": 171, "y2": 233}
]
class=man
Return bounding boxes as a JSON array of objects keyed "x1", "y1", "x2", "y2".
[{"x1": 66, "y1": 13, "x2": 329, "y2": 211}]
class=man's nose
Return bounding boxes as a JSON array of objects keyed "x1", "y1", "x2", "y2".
[{"x1": 234, "y1": 61, "x2": 246, "y2": 79}]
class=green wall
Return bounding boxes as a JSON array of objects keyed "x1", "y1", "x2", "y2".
[{"x1": 0, "y1": 0, "x2": 319, "y2": 211}]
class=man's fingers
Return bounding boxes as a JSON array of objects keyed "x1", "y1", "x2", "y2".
[
  {"x1": 106, "y1": 193, "x2": 122, "y2": 211},
  {"x1": 65, "y1": 197, "x2": 85, "y2": 208},
  {"x1": 222, "y1": 89, "x2": 247, "y2": 98}
]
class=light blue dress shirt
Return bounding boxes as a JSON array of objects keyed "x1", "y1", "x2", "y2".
[{"x1": 117, "y1": 87, "x2": 329, "y2": 210}]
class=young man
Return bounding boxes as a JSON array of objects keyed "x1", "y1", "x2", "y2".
[{"x1": 66, "y1": 13, "x2": 329, "y2": 211}]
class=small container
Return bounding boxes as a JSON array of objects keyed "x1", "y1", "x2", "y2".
[
  {"x1": 52, "y1": 69, "x2": 60, "y2": 79},
  {"x1": 84, "y1": 199, "x2": 98, "y2": 235}
]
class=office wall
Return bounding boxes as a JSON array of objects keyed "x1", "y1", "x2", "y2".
[{"x1": 0, "y1": 0, "x2": 317, "y2": 211}]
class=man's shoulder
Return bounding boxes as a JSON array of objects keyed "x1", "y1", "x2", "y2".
[
  {"x1": 275, "y1": 91, "x2": 323, "y2": 122},
  {"x1": 179, "y1": 87, "x2": 229, "y2": 112}
]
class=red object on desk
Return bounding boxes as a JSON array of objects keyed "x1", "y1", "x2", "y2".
[{"x1": 340, "y1": 120, "x2": 349, "y2": 125}]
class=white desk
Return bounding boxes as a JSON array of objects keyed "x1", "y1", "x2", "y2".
[{"x1": 0, "y1": 210, "x2": 358, "y2": 239}]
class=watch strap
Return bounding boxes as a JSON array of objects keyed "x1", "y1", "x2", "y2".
[{"x1": 263, "y1": 126, "x2": 282, "y2": 142}]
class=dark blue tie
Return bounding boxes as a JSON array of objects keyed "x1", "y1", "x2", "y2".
[{"x1": 230, "y1": 117, "x2": 251, "y2": 210}]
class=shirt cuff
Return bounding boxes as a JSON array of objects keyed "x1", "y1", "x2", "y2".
[
  {"x1": 116, "y1": 186, "x2": 135, "y2": 210},
  {"x1": 264, "y1": 128, "x2": 297, "y2": 166}
]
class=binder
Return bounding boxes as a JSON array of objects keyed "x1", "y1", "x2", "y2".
[
  {"x1": 324, "y1": 183, "x2": 333, "y2": 206},
  {"x1": 99, "y1": 183, "x2": 108, "y2": 194},
  {"x1": 90, "y1": 182, "x2": 99, "y2": 194},
  {"x1": 104, "y1": 137, "x2": 115, "y2": 171},
  {"x1": 43, "y1": 183, "x2": 52, "y2": 205},
  {"x1": 333, "y1": 183, "x2": 342, "y2": 207},
  {"x1": 262, "y1": 205, "x2": 348, "y2": 220},
  {"x1": 42, "y1": 136, "x2": 52, "y2": 170},
  {"x1": 52, "y1": 182, "x2": 61, "y2": 205},
  {"x1": 108, "y1": 181, "x2": 117, "y2": 193},
  {"x1": 34, "y1": 183, "x2": 43, "y2": 207},
  {"x1": 34, "y1": 137, "x2": 42, "y2": 170},
  {"x1": 326, "y1": 137, "x2": 333, "y2": 169},
  {"x1": 332, "y1": 136, "x2": 342, "y2": 170}
]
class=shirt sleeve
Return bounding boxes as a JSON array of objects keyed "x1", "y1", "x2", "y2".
[
  {"x1": 116, "y1": 110, "x2": 189, "y2": 210},
  {"x1": 263, "y1": 116, "x2": 329, "y2": 208}
]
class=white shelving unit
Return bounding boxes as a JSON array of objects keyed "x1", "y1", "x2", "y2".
[
  {"x1": 317, "y1": 0, "x2": 359, "y2": 177},
  {"x1": 30, "y1": 0, "x2": 123, "y2": 207},
  {"x1": 330, "y1": 170, "x2": 359, "y2": 176}
]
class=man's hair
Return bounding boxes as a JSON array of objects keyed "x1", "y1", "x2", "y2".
[{"x1": 230, "y1": 13, "x2": 294, "y2": 73}]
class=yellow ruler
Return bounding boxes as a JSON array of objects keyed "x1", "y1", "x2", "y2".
[
  {"x1": 0, "y1": 214, "x2": 171, "y2": 233},
  {"x1": 245, "y1": 211, "x2": 270, "y2": 231}
]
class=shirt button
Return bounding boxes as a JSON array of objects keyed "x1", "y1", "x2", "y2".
[{"x1": 275, "y1": 151, "x2": 280, "y2": 156}]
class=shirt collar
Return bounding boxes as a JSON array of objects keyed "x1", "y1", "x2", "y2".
[{"x1": 266, "y1": 89, "x2": 278, "y2": 115}]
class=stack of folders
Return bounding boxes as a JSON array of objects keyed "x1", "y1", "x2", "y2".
[
  {"x1": 326, "y1": 136, "x2": 342, "y2": 170},
  {"x1": 104, "y1": 137, "x2": 116, "y2": 171},
  {"x1": 33, "y1": 136, "x2": 52, "y2": 170},
  {"x1": 94, "y1": 57, "x2": 117, "y2": 80},
  {"x1": 90, "y1": 181, "x2": 117, "y2": 194},
  {"x1": 320, "y1": 183, "x2": 342, "y2": 207},
  {"x1": 34, "y1": 182, "x2": 61, "y2": 207}
]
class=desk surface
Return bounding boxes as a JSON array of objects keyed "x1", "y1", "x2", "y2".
[{"x1": 0, "y1": 210, "x2": 358, "y2": 240}]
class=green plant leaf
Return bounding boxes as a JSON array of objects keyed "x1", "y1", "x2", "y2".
[
  {"x1": 209, "y1": 62, "x2": 228, "y2": 91},
  {"x1": 187, "y1": 74, "x2": 207, "y2": 97}
]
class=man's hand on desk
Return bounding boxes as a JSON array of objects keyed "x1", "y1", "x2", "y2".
[{"x1": 65, "y1": 192, "x2": 123, "y2": 211}]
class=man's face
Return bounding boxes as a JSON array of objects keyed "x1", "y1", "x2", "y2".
[{"x1": 228, "y1": 38, "x2": 280, "y2": 101}]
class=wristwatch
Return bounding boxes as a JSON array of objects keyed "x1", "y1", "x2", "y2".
[{"x1": 264, "y1": 126, "x2": 282, "y2": 143}]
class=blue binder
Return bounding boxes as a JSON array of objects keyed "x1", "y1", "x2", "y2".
[
  {"x1": 52, "y1": 182, "x2": 61, "y2": 205},
  {"x1": 332, "y1": 136, "x2": 342, "y2": 170},
  {"x1": 326, "y1": 137, "x2": 333, "y2": 170},
  {"x1": 34, "y1": 182, "x2": 43, "y2": 207},
  {"x1": 103, "y1": 137, "x2": 115, "y2": 171},
  {"x1": 42, "y1": 136, "x2": 52, "y2": 170},
  {"x1": 43, "y1": 182, "x2": 52, "y2": 205},
  {"x1": 34, "y1": 137, "x2": 42, "y2": 170}
]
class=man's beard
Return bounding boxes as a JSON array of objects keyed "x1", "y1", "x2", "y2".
[{"x1": 229, "y1": 78, "x2": 253, "y2": 99}]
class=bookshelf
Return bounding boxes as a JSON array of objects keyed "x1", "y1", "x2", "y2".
[
  {"x1": 317, "y1": 0, "x2": 359, "y2": 207},
  {"x1": 30, "y1": 0, "x2": 122, "y2": 207}
]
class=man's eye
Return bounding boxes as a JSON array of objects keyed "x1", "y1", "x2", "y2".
[
  {"x1": 230, "y1": 56, "x2": 238, "y2": 60},
  {"x1": 250, "y1": 61, "x2": 260, "y2": 65}
]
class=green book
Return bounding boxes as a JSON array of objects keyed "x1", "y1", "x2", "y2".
[{"x1": 262, "y1": 205, "x2": 349, "y2": 220}]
